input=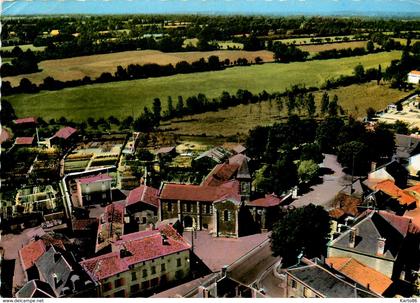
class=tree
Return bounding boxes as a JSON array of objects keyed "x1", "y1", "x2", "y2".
[
  {"x1": 298, "y1": 160, "x2": 319, "y2": 183},
  {"x1": 270, "y1": 204, "x2": 330, "y2": 265},
  {"x1": 300, "y1": 143, "x2": 323, "y2": 163},
  {"x1": 152, "y1": 98, "x2": 162, "y2": 125},
  {"x1": 353, "y1": 64, "x2": 365, "y2": 83},
  {"x1": 320, "y1": 92, "x2": 329, "y2": 116},
  {"x1": 366, "y1": 107, "x2": 376, "y2": 121},
  {"x1": 337, "y1": 141, "x2": 369, "y2": 175},
  {"x1": 367, "y1": 40, "x2": 375, "y2": 53},
  {"x1": 1, "y1": 99, "x2": 16, "y2": 125},
  {"x1": 328, "y1": 95, "x2": 339, "y2": 117},
  {"x1": 305, "y1": 93, "x2": 316, "y2": 117},
  {"x1": 393, "y1": 120, "x2": 409, "y2": 135},
  {"x1": 176, "y1": 96, "x2": 184, "y2": 116},
  {"x1": 166, "y1": 96, "x2": 174, "y2": 118}
]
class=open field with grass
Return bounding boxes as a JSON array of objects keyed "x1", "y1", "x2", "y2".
[
  {"x1": 3, "y1": 49, "x2": 274, "y2": 86},
  {"x1": 297, "y1": 41, "x2": 368, "y2": 53},
  {"x1": 1, "y1": 44, "x2": 47, "y2": 52},
  {"x1": 160, "y1": 82, "x2": 413, "y2": 136},
  {"x1": 7, "y1": 51, "x2": 402, "y2": 121}
]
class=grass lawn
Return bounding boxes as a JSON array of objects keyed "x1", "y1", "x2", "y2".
[
  {"x1": 298, "y1": 41, "x2": 368, "y2": 54},
  {"x1": 160, "y1": 81, "x2": 413, "y2": 136},
  {"x1": 7, "y1": 51, "x2": 402, "y2": 121}
]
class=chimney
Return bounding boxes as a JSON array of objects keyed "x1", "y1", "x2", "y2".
[
  {"x1": 348, "y1": 228, "x2": 357, "y2": 248},
  {"x1": 376, "y1": 237, "x2": 386, "y2": 256},
  {"x1": 221, "y1": 265, "x2": 228, "y2": 277},
  {"x1": 371, "y1": 161, "x2": 377, "y2": 172},
  {"x1": 161, "y1": 234, "x2": 169, "y2": 245}
]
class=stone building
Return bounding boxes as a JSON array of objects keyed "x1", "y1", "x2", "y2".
[{"x1": 80, "y1": 224, "x2": 191, "y2": 297}]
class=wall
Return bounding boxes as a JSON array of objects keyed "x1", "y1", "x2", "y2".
[
  {"x1": 214, "y1": 200, "x2": 239, "y2": 238},
  {"x1": 286, "y1": 273, "x2": 320, "y2": 298}
]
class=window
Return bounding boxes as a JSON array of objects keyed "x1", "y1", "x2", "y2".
[
  {"x1": 224, "y1": 210, "x2": 229, "y2": 222},
  {"x1": 187, "y1": 203, "x2": 192, "y2": 212},
  {"x1": 130, "y1": 284, "x2": 139, "y2": 294},
  {"x1": 114, "y1": 289, "x2": 126, "y2": 297},
  {"x1": 142, "y1": 269, "x2": 148, "y2": 278},
  {"x1": 151, "y1": 278, "x2": 159, "y2": 288},
  {"x1": 206, "y1": 204, "x2": 211, "y2": 214},
  {"x1": 291, "y1": 279, "x2": 297, "y2": 289},
  {"x1": 131, "y1": 272, "x2": 137, "y2": 281},
  {"x1": 103, "y1": 282, "x2": 112, "y2": 292},
  {"x1": 167, "y1": 202, "x2": 172, "y2": 212},
  {"x1": 177, "y1": 258, "x2": 182, "y2": 267},
  {"x1": 114, "y1": 278, "x2": 124, "y2": 288},
  {"x1": 151, "y1": 266, "x2": 156, "y2": 275},
  {"x1": 141, "y1": 281, "x2": 149, "y2": 289},
  {"x1": 161, "y1": 263, "x2": 166, "y2": 272},
  {"x1": 142, "y1": 217, "x2": 147, "y2": 224}
]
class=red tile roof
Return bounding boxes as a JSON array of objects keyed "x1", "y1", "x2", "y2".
[
  {"x1": 14, "y1": 117, "x2": 37, "y2": 125},
  {"x1": 126, "y1": 185, "x2": 159, "y2": 208},
  {"x1": 160, "y1": 180, "x2": 240, "y2": 202},
  {"x1": 0, "y1": 128, "x2": 11, "y2": 144},
  {"x1": 52, "y1": 127, "x2": 77, "y2": 140},
  {"x1": 77, "y1": 173, "x2": 112, "y2": 184},
  {"x1": 247, "y1": 194, "x2": 283, "y2": 207},
  {"x1": 202, "y1": 163, "x2": 239, "y2": 187},
  {"x1": 19, "y1": 240, "x2": 47, "y2": 271},
  {"x1": 81, "y1": 225, "x2": 190, "y2": 280},
  {"x1": 329, "y1": 193, "x2": 362, "y2": 219},
  {"x1": 15, "y1": 137, "x2": 34, "y2": 145},
  {"x1": 409, "y1": 70, "x2": 420, "y2": 76},
  {"x1": 374, "y1": 180, "x2": 416, "y2": 206},
  {"x1": 365, "y1": 209, "x2": 417, "y2": 236},
  {"x1": 72, "y1": 218, "x2": 98, "y2": 231},
  {"x1": 326, "y1": 257, "x2": 392, "y2": 295},
  {"x1": 103, "y1": 202, "x2": 125, "y2": 224}
]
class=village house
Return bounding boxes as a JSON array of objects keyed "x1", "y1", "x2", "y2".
[
  {"x1": 0, "y1": 127, "x2": 12, "y2": 145},
  {"x1": 325, "y1": 257, "x2": 393, "y2": 296},
  {"x1": 15, "y1": 185, "x2": 60, "y2": 216},
  {"x1": 193, "y1": 146, "x2": 233, "y2": 170},
  {"x1": 406, "y1": 153, "x2": 420, "y2": 178},
  {"x1": 75, "y1": 174, "x2": 113, "y2": 207},
  {"x1": 327, "y1": 210, "x2": 420, "y2": 284},
  {"x1": 96, "y1": 201, "x2": 125, "y2": 253},
  {"x1": 366, "y1": 160, "x2": 409, "y2": 189},
  {"x1": 159, "y1": 180, "x2": 242, "y2": 237},
  {"x1": 14, "y1": 136, "x2": 35, "y2": 146},
  {"x1": 408, "y1": 70, "x2": 420, "y2": 85},
  {"x1": 284, "y1": 257, "x2": 379, "y2": 298},
  {"x1": 48, "y1": 126, "x2": 77, "y2": 148},
  {"x1": 12, "y1": 117, "x2": 37, "y2": 137},
  {"x1": 125, "y1": 185, "x2": 159, "y2": 233},
  {"x1": 155, "y1": 146, "x2": 177, "y2": 162},
  {"x1": 395, "y1": 134, "x2": 420, "y2": 164},
  {"x1": 80, "y1": 224, "x2": 191, "y2": 297}
]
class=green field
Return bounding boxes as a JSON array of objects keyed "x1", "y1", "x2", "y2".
[{"x1": 7, "y1": 51, "x2": 402, "y2": 121}]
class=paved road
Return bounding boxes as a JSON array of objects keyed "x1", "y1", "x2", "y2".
[
  {"x1": 291, "y1": 154, "x2": 347, "y2": 209},
  {"x1": 258, "y1": 266, "x2": 286, "y2": 298}
]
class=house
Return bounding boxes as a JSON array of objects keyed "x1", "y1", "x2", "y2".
[
  {"x1": 75, "y1": 174, "x2": 113, "y2": 207},
  {"x1": 15, "y1": 137, "x2": 35, "y2": 146},
  {"x1": 194, "y1": 146, "x2": 232, "y2": 168},
  {"x1": 367, "y1": 160, "x2": 409, "y2": 189},
  {"x1": 125, "y1": 185, "x2": 159, "y2": 233},
  {"x1": 329, "y1": 193, "x2": 362, "y2": 222},
  {"x1": 0, "y1": 127, "x2": 11, "y2": 144},
  {"x1": 395, "y1": 134, "x2": 420, "y2": 164},
  {"x1": 13, "y1": 117, "x2": 37, "y2": 136},
  {"x1": 80, "y1": 224, "x2": 191, "y2": 298},
  {"x1": 325, "y1": 257, "x2": 393, "y2": 296},
  {"x1": 15, "y1": 280, "x2": 56, "y2": 298},
  {"x1": 159, "y1": 181, "x2": 242, "y2": 237},
  {"x1": 231, "y1": 144, "x2": 247, "y2": 155},
  {"x1": 96, "y1": 201, "x2": 125, "y2": 253},
  {"x1": 155, "y1": 146, "x2": 177, "y2": 161},
  {"x1": 284, "y1": 258, "x2": 378, "y2": 298},
  {"x1": 13, "y1": 117, "x2": 37, "y2": 126},
  {"x1": 327, "y1": 210, "x2": 418, "y2": 281},
  {"x1": 246, "y1": 193, "x2": 291, "y2": 231},
  {"x1": 406, "y1": 153, "x2": 420, "y2": 178},
  {"x1": 408, "y1": 70, "x2": 420, "y2": 85},
  {"x1": 202, "y1": 153, "x2": 251, "y2": 201},
  {"x1": 48, "y1": 126, "x2": 77, "y2": 147},
  {"x1": 15, "y1": 185, "x2": 60, "y2": 216}
]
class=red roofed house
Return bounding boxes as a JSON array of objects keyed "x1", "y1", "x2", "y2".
[
  {"x1": 408, "y1": 70, "x2": 420, "y2": 85},
  {"x1": 159, "y1": 180, "x2": 242, "y2": 237},
  {"x1": 13, "y1": 117, "x2": 37, "y2": 137},
  {"x1": 15, "y1": 137, "x2": 35, "y2": 146},
  {"x1": 13, "y1": 117, "x2": 37, "y2": 125},
  {"x1": 80, "y1": 224, "x2": 191, "y2": 297},
  {"x1": 125, "y1": 185, "x2": 159, "y2": 233},
  {"x1": 48, "y1": 126, "x2": 77, "y2": 147},
  {"x1": 75, "y1": 174, "x2": 113, "y2": 207}
]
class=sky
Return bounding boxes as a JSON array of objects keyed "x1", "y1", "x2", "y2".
[{"x1": 1, "y1": 0, "x2": 420, "y2": 16}]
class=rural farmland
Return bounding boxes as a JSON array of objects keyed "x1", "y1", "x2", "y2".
[
  {"x1": 3, "y1": 49, "x2": 274, "y2": 85},
  {"x1": 7, "y1": 51, "x2": 402, "y2": 121}
]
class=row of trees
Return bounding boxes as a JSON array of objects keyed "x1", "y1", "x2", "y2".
[{"x1": 1, "y1": 48, "x2": 39, "y2": 77}]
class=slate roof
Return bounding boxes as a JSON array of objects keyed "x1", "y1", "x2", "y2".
[
  {"x1": 81, "y1": 224, "x2": 191, "y2": 281},
  {"x1": 326, "y1": 257, "x2": 392, "y2": 295},
  {"x1": 195, "y1": 146, "x2": 232, "y2": 164},
  {"x1": 15, "y1": 137, "x2": 34, "y2": 145},
  {"x1": 15, "y1": 280, "x2": 56, "y2": 298},
  {"x1": 395, "y1": 134, "x2": 420, "y2": 159},
  {"x1": 51, "y1": 127, "x2": 77, "y2": 140},
  {"x1": 126, "y1": 185, "x2": 159, "y2": 208},
  {"x1": 159, "y1": 180, "x2": 240, "y2": 202},
  {"x1": 247, "y1": 194, "x2": 283, "y2": 208},
  {"x1": 35, "y1": 246, "x2": 73, "y2": 297},
  {"x1": 287, "y1": 262, "x2": 377, "y2": 298},
  {"x1": 329, "y1": 211, "x2": 407, "y2": 261},
  {"x1": 77, "y1": 173, "x2": 112, "y2": 184}
]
